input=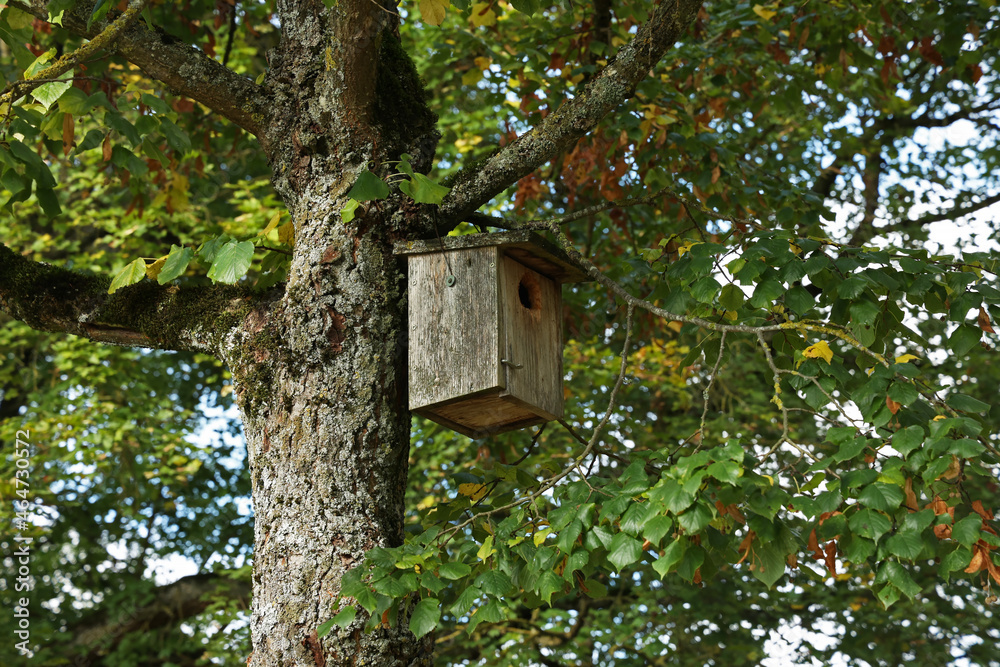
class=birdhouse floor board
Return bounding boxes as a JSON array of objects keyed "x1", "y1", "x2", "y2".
[{"x1": 417, "y1": 393, "x2": 549, "y2": 438}]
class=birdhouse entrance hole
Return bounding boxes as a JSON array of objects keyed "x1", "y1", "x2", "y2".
[{"x1": 518, "y1": 274, "x2": 541, "y2": 311}]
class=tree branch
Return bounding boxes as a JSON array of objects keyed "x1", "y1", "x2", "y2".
[
  {"x1": 0, "y1": 0, "x2": 149, "y2": 107},
  {"x1": 12, "y1": 0, "x2": 270, "y2": 136},
  {"x1": 0, "y1": 244, "x2": 261, "y2": 354},
  {"x1": 437, "y1": 0, "x2": 703, "y2": 225},
  {"x1": 70, "y1": 572, "x2": 250, "y2": 667}
]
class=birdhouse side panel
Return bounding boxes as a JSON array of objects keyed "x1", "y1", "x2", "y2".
[
  {"x1": 408, "y1": 247, "x2": 503, "y2": 410},
  {"x1": 500, "y1": 257, "x2": 564, "y2": 420}
]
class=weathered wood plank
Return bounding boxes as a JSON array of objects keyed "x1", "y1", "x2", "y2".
[
  {"x1": 500, "y1": 257, "x2": 563, "y2": 420},
  {"x1": 408, "y1": 246, "x2": 503, "y2": 409}
]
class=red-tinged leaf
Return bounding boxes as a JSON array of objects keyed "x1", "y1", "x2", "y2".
[
  {"x1": 967, "y1": 63, "x2": 983, "y2": 83},
  {"x1": 988, "y1": 558, "x2": 1000, "y2": 586},
  {"x1": 972, "y1": 500, "x2": 993, "y2": 521},
  {"x1": 878, "y1": 35, "x2": 895, "y2": 55},
  {"x1": 824, "y1": 541, "x2": 838, "y2": 577},
  {"x1": 964, "y1": 547, "x2": 987, "y2": 574},
  {"x1": 904, "y1": 478, "x2": 918, "y2": 511},
  {"x1": 918, "y1": 36, "x2": 945, "y2": 67},
  {"x1": 978, "y1": 307, "x2": 995, "y2": 333},
  {"x1": 807, "y1": 528, "x2": 822, "y2": 560},
  {"x1": 933, "y1": 524, "x2": 952, "y2": 540},
  {"x1": 102, "y1": 134, "x2": 112, "y2": 162},
  {"x1": 879, "y1": 5, "x2": 892, "y2": 25},
  {"x1": 886, "y1": 395, "x2": 901, "y2": 415}
]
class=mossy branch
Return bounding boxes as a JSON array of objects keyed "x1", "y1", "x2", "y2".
[
  {"x1": 10, "y1": 0, "x2": 271, "y2": 136},
  {"x1": 0, "y1": 244, "x2": 261, "y2": 354},
  {"x1": 0, "y1": 0, "x2": 149, "y2": 109},
  {"x1": 435, "y1": 0, "x2": 703, "y2": 226}
]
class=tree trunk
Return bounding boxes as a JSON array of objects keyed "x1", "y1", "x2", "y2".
[
  {"x1": 224, "y1": 199, "x2": 429, "y2": 664},
  {"x1": 220, "y1": 2, "x2": 439, "y2": 661}
]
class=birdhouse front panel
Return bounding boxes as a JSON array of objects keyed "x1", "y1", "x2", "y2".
[{"x1": 407, "y1": 246, "x2": 503, "y2": 410}]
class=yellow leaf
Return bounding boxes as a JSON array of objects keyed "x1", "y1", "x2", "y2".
[
  {"x1": 458, "y1": 483, "x2": 488, "y2": 502},
  {"x1": 477, "y1": 535, "x2": 496, "y2": 562},
  {"x1": 420, "y1": 0, "x2": 449, "y2": 26},
  {"x1": 454, "y1": 135, "x2": 483, "y2": 153},
  {"x1": 933, "y1": 415, "x2": 946, "y2": 422},
  {"x1": 277, "y1": 220, "x2": 295, "y2": 246},
  {"x1": 474, "y1": 56, "x2": 492, "y2": 70},
  {"x1": 167, "y1": 174, "x2": 189, "y2": 212},
  {"x1": 533, "y1": 528, "x2": 551, "y2": 546},
  {"x1": 762, "y1": 474, "x2": 774, "y2": 486},
  {"x1": 895, "y1": 353, "x2": 920, "y2": 364},
  {"x1": 259, "y1": 211, "x2": 282, "y2": 237},
  {"x1": 753, "y1": 4, "x2": 777, "y2": 20},
  {"x1": 723, "y1": 310, "x2": 738, "y2": 321},
  {"x1": 462, "y1": 69, "x2": 482, "y2": 86},
  {"x1": 470, "y1": 2, "x2": 496, "y2": 27},
  {"x1": 676, "y1": 241, "x2": 697, "y2": 257},
  {"x1": 146, "y1": 255, "x2": 167, "y2": 280},
  {"x1": 803, "y1": 340, "x2": 834, "y2": 364}
]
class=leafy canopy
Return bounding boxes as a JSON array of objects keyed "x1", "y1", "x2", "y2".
[{"x1": 2, "y1": 0, "x2": 1000, "y2": 665}]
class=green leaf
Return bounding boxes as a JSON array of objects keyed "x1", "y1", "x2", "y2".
[
  {"x1": 509, "y1": 0, "x2": 538, "y2": 14},
  {"x1": 537, "y1": 570, "x2": 564, "y2": 604},
  {"x1": 951, "y1": 515, "x2": 981, "y2": 546},
  {"x1": 719, "y1": 283, "x2": 745, "y2": 310},
  {"x1": 858, "y1": 483, "x2": 905, "y2": 512},
  {"x1": 408, "y1": 598, "x2": 440, "y2": 639},
  {"x1": 891, "y1": 426, "x2": 924, "y2": 456},
  {"x1": 652, "y1": 539, "x2": 686, "y2": 578},
  {"x1": 887, "y1": 382, "x2": 919, "y2": 406},
  {"x1": 690, "y1": 276, "x2": 721, "y2": 303},
  {"x1": 399, "y1": 172, "x2": 451, "y2": 205},
  {"x1": 945, "y1": 393, "x2": 990, "y2": 414},
  {"x1": 607, "y1": 533, "x2": 644, "y2": 572},
  {"x1": 108, "y1": 258, "x2": 147, "y2": 294},
  {"x1": 885, "y1": 530, "x2": 924, "y2": 560},
  {"x1": 437, "y1": 561, "x2": 471, "y2": 580},
  {"x1": 341, "y1": 198, "x2": 360, "y2": 223},
  {"x1": 319, "y1": 606, "x2": 356, "y2": 637},
  {"x1": 848, "y1": 508, "x2": 891, "y2": 542},
  {"x1": 649, "y1": 479, "x2": 695, "y2": 513},
  {"x1": 207, "y1": 240, "x2": 254, "y2": 284},
  {"x1": 475, "y1": 569, "x2": 512, "y2": 596},
  {"x1": 749, "y1": 544, "x2": 786, "y2": 588},
  {"x1": 677, "y1": 503, "x2": 713, "y2": 534},
  {"x1": 643, "y1": 515, "x2": 673, "y2": 546},
  {"x1": 30, "y1": 75, "x2": 73, "y2": 110},
  {"x1": 785, "y1": 285, "x2": 816, "y2": 314},
  {"x1": 347, "y1": 170, "x2": 390, "y2": 201},
  {"x1": 948, "y1": 325, "x2": 981, "y2": 356},
  {"x1": 450, "y1": 586, "x2": 481, "y2": 617},
  {"x1": 88, "y1": 0, "x2": 113, "y2": 27},
  {"x1": 157, "y1": 245, "x2": 194, "y2": 284},
  {"x1": 36, "y1": 188, "x2": 61, "y2": 218}
]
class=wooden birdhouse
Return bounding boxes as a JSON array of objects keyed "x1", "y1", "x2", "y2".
[{"x1": 395, "y1": 231, "x2": 588, "y2": 438}]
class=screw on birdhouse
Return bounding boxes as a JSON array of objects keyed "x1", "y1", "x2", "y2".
[
  {"x1": 445, "y1": 274, "x2": 456, "y2": 287},
  {"x1": 501, "y1": 359, "x2": 523, "y2": 369}
]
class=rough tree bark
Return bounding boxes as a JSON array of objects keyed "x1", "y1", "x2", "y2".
[{"x1": 0, "y1": 0, "x2": 703, "y2": 664}]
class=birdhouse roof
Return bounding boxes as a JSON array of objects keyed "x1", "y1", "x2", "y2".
[{"x1": 393, "y1": 230, "x2": 590, "y2": 284}]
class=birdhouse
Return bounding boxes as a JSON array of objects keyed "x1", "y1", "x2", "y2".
[{"x1": 395, "y1": 231, "x2": 588, "y2": 437}]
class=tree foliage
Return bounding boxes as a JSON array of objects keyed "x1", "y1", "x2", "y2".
[{"x1": 1, "y1": 0, "x2": 999, "y2": 665}]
